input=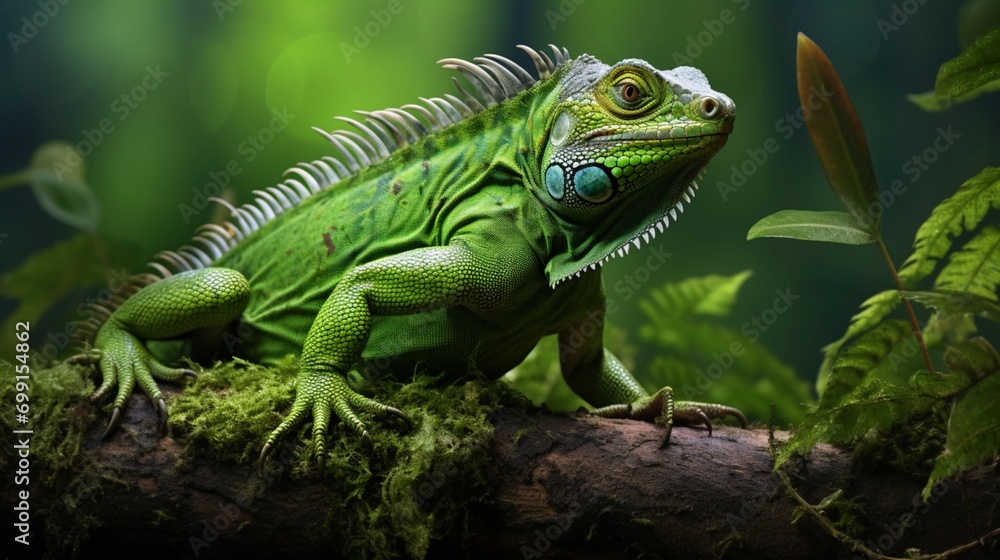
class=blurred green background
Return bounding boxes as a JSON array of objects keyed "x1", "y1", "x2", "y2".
[{"x1": 2, "y1": 0, "x2": 999, "y2": 422}]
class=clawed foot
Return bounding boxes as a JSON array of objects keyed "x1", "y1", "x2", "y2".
[
  {"x1": 591, "y1": 386, "x2": 747, "y2": 447},
  {"x1": 67, "y1": 333, "x2": 197, "y2": 439},
  {"x1": 258, "y1": 370, "x2": 412, "y2": 472}
]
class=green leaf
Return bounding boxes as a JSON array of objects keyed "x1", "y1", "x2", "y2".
[
  {"x1": 898, "y1": 167, "x2": 1000, "y2": 286},
  {"x1": 907, "y1": 79, "x2": 1000, "y2": 112},
  {"x1": 817, "y1": 290, "x2": 900, "y2": 395},
  {"x1": 924, "y1": 355, "x2": 1000, "y2": 497},
  {"x1": 905, "y1": 290, "x2": 1000, "y2": 323},
  {"x1": 935, "y1": 225, "x2": 1000, "y2": 301},
  {"x1": 796, "y1": 33, "x2": 880, "y2": 234},
  {"x1": 637, "y1": 270, "x2": 753, "y2": 319},
  {"x1": 935, "y1": 27, "x2": 1000, "y2": 98},
  {"x1": 747, "y1": 210, "x2": 875, "y2": 245},
  {"x1": 944, "y1": 337, "x2": 1000, "y2": 383},
  {"x1": 26, "y1": 141, "x2": 100, "y2": 232}
]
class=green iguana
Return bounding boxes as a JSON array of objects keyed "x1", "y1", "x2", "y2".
[{"x1": 70, "y1": 44, "x2": 746, "y2": 467}]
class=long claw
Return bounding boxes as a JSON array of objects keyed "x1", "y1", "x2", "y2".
[
  {"x1": 659, "y1": 423, "x2": 674, "y2": 448},
  {"x1": 697, "y1": 410, "x2": 713, "y2": 437},
  {"x1": 102, "y1": 407, "x2": 122, "y2": 440},
  {"x1": 183, "y1": 369, "x2": 198, "y2": 380},
  {"x1": 258, "y1": 443, "x2": 273, "y2": 467},
  {"x1": 157, "y1": 399, "x2": 169, "y2": 436},
  {"x1": 386, "y1": 406, "x2": 413, "y2": 429},
  {"x1": 728, "y1": 406, "x2": 749, "y2": 429},
  {"x1": 317, "y1": 453, "x2": 326, "y2": 476}
]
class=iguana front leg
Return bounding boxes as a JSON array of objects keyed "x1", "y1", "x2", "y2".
[
  {"x1": 260, "y1": 239, "x2": 526, "y2": 467},
  {"x1": 558, "y1": 314, "x2": 747, "y2": 445}
]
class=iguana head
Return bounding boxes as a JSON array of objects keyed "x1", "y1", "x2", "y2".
[{"x1": 537, "y1": 54, "x2": 735, "y2": 287}]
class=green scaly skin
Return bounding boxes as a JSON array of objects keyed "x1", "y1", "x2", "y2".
[{"x1": 69, "y1": 46, "x2": 747, "y2": 467}]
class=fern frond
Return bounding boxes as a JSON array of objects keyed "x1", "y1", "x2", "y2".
[
  {"x1": 637, "y1": 270, "x2": 752, "y2": 320},
  {"x1": 778, "y1": 320, "x2": 933, "y2": 467},
  {"x1": 898, "y1": 167, "x2": 1000, "y2": 285},
  {"x1": 817, "y1": 290, "x2": 900, "y2": 394},
  {"x1": 935, "y1": 225, "x2": 1000, "y2": 301}
]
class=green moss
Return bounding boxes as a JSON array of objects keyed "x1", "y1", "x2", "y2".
[
  {"x1": 166, "y1": 357, "x2": 532, "y2": 559},
  {"x1": 2, "y1": 356, "x2": 532, "y2": 559}
]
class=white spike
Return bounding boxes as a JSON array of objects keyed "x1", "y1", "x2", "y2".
[
  {"x1": 669, "y1": 209, "x2": 678, "y2": 221},
  {"x1": 632, "y1": 239, "x2": 642, "y2": 250},
  {"x1": 692, "y1": 179, "x2": 700, "y2": 190},
  {"x1": 656, "y1": 221, "x2": 664, "y2": 233},
  {"x1": 687, "y1": 186, "x2": 696, "y2": 198},
  {"x1": 662, "y1": 216, "x2": 671, "y2": 228},
  {"x1": 617, "y1": 248, "x2": 625, "y2": 258},
  {"x1": 575, "y1": 271, "x2": 581, "y2": 278},
  {"x1": 590, "y1": 263, "x2": 597, "y2": 271},
  {"x1": 676, "y1": 201, "x2": 684, "y2": 213},
  {"x1": 682, "y1": 192, "x2": 692, "y2": 204},
  {"x1": 642, "y1": 233, "x2": 650, "y2": 244},
  {"x1": 623, "y1": 244, "x2": 630, "y2": 255},
  {"x1": 648, "y1": 226, "x2": 656, "y2": 239}
]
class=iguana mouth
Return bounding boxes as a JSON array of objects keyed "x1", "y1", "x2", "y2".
[
  {"x1": 549, "y1": 164, "x2": 705, "y2": 289},
  {"x1": 583, "y1": 125, "x2": 728, "y2": 143}
]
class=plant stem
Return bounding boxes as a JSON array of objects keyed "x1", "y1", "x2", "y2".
[
  {"x1": 0, "y1": 170, "x2": 28, "y2": 191},
  {"x1": 875, "y1": 237, "x2": 936, "y2": 374}
]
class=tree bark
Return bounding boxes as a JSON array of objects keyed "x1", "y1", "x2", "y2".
[{"x1": 8, "y1": 392, "x2": 999, "y2": 560}]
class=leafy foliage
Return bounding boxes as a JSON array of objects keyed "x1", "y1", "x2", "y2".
[
  {"x1": 934, "y1": 27, "x2": 1000, "y2": 98},
  {"x1": 637, "y1": 271, "x2": 812, "y2": 424},
  {"x1": 925, "y1": 338, "x2": 1000, "y2": 496},
  {"x1": 771, "y1": 34, "x2": 1000, "y2": 506},
  {"x1": 747, "y1": 210, "x2": 875, "y2": 245}
]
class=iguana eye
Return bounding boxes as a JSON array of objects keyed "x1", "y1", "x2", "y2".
[
  {"x1": 599, "y1": 67, "x2": 660, "y2": 117},
  {"x1": 621, "y1": 83, "x2": 640, "y2": 102}
]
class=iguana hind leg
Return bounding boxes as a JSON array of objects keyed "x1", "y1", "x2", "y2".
[{"x1": 69, "y1": 268, "x2": 250, "y2": 438}]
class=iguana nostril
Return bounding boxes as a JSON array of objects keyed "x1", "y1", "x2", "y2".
[{"x1": 699, "y1": 97, "x2": 721, "y2": 119}]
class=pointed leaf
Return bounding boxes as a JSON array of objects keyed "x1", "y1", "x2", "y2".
[
  {"x1": 747, "y1": 210, "x2": 875, "y2": 245},
  {"x1": 905, "y1": 290, "x2": 1000, "y2": 323},
  {"x1": 935, "y1": 27, "x2": 1000, "y2": 98},
  {"x1": 796, "y1": 33, "x2": 880, "y2": 234},
  {"x1": 898, "y1": 167, "x2": 1000, "y2": 285}
]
